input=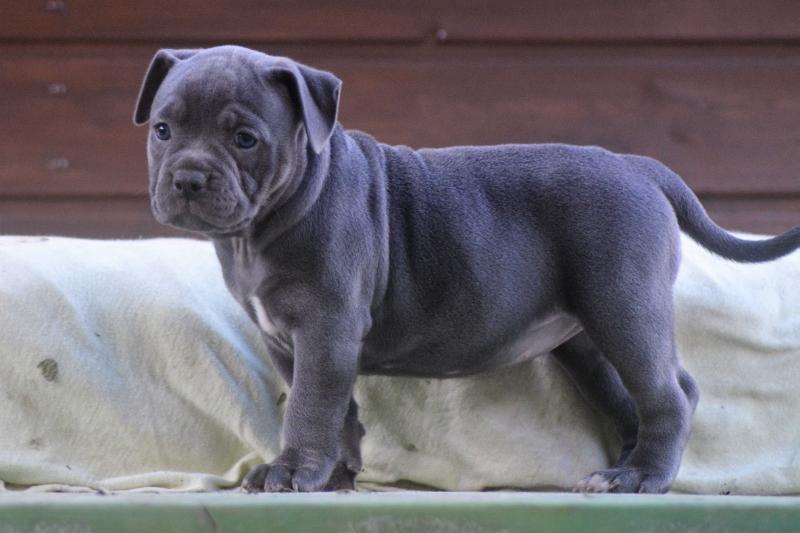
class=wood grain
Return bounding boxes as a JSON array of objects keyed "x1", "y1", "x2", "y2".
[
  {"x1": 0, "y1": 1, "x2": 428, "y2": 43},
  {"x1": 2, "y1": 1, "x2": 800, "y2": 43},
  {"x1": 1, "y1": 196, "x2": 796, "y2": 238},
  {"x1": 0, "y1": 46, "x2": 152, "y2": 195},
  {"x1": 437, "y1": 0, "x2": 800, "y2": 43},
  {"x1": 2, "y1": 44, "x2": 800, "y2": 196},
  {"x1": 2, "y1": 0, "x2": 800, "y2": 237},
  {"x1": 0, "y1": 197, "x2": 191, "y2": 238},
  {"x1": 699, "y1": 196, "x2": 800, "y2": 235}
]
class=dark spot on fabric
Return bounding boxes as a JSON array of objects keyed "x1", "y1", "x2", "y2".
[
  {"x1": 403, "y1": 443, "x2": 418, "y2": 453},
  {"x1": 28, "y1": 438, "x2": 43, "y2": 449},
  {"x1": 276, "y1": 392, "x2": 287, "y2": 406},
  {"x1": 37, "y1": 358, "x2": 58, "y2": 382}
]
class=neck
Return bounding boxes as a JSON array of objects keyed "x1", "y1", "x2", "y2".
[{"x1": 212, "y1": 128, "x2": 336, "y2": 250}]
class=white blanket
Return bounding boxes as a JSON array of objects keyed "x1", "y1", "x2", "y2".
[{"x1": 0, "y1": 235, "x2": 798, "y2": 494}]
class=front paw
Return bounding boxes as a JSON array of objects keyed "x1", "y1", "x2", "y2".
[
  {"x1": 322, "y1": 461, "x2": 359, "y2": 491},
  {"x1": 242, "y1": 449, "x2": 337, "y2": 493}
]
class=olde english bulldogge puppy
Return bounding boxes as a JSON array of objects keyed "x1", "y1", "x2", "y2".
[{"x1": 133, "y1": 45, "x2": 800, "y2": 493}]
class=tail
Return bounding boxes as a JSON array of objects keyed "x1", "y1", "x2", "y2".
[{"x1": 649, "y1": 165, "x2": 800, "y2": 263}]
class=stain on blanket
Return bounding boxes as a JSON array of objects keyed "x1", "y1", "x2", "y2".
[
  {"x1": 10, "y1": 237, "x2": 49, "y2": 244},
  {"x1": 37, "y1": 358, "x2": 58, "y2": 382}
]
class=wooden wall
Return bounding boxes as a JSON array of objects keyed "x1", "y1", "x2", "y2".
[{"x1": 1, "y1": 1, "x2": 799, "y2": 238}]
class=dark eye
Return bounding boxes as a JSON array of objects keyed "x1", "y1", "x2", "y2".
[
  {"x1": 235, "y1": 131, "x2": 258, "y2": 149},
  {"x1": 154, "y1": 123, "x2": 171, "y2": 141}
]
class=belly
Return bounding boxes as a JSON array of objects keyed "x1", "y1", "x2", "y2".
[
  {"x1": 479, "y1": 312, "x2": 583, "y2": 373},
  {"x1": 360, "y1": 310, "x2": 583, "y2": 378}
]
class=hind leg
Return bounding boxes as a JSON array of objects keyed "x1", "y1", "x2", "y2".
[
  {"x1": 553, "y1": 332, "x2": 639, "y2": 466},
  {"x1": 566, "y1": 293, "x2": 699, "y2": 493},
  {"x1": 553, "y1": 332, "x2": 699, "y2": 488}
]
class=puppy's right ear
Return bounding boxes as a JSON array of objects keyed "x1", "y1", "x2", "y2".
[{"x1": 133, "y1": 49, "x2": 200, "y2": 125}]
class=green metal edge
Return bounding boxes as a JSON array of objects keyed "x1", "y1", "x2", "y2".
[{"x1": 0, "y1": 492, "x2": 798, "y2": 533}]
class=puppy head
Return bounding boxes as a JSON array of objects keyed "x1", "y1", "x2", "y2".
[{"x1": 133, "y1": 46, "x2": 341, "y2": 235}]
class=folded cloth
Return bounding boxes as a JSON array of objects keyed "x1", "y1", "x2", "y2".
[
  {"x1": 0, "y1": 235, "x2": 798, "y2": 494},
  {"x1": 0, "y1": 237, "x2": 285, "y2": 492}
]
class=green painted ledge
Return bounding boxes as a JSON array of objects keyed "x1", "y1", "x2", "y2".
[{"x1": 0, "y1": 492, "x2": 798, "y2": 532}]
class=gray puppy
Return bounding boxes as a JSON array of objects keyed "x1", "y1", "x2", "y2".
[{"x1": 134, "y1": 45, "x2": 800, "y2": 494}]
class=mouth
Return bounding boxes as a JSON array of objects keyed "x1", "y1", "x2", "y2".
[{"x1": 151, "y1": 196, "x2": 252, "y2": 235}]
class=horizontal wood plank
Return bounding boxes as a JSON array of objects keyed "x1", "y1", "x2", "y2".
[
  {"x1": 0, "y1": 1, "x2": 429, "y2": 43},
  {"x1": 438, "y1": 0, "x2": 800, "y2": 43},
  {"x1": 699, "y1": 196, "x2": 800, "y2": 235},
  {"x1": 0, "y1": 196, "x2": 796, "y2": 238},
  {"x1": 2, "y1": 1, "x2": 800, "y2": 43},
  {"x1": 330, "y1": 46, "x2": 800, "y2": 196},
  {"x1": 2, "y1": 44, "x2": 800, "y2": 197},
  {"x1": 0, "y1": 197, "x2": 191, "y2": 238}
]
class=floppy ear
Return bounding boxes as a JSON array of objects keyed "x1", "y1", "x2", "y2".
[
  {"x1": 133, "y1": 49, "x2": 201, "y2": 125},
  {"x1": 272, "y1": 61, "x2": 342, "y2": 154}
]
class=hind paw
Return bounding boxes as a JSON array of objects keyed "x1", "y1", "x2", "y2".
[{"x1": 574, "y1": 467, "x2": 673, "y2": 494}]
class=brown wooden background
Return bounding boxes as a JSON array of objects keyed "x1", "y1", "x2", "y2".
[{"x1": 1, "y1": 1, "x2": 799, "y2": 238}]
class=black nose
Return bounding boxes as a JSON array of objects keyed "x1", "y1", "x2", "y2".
[{"x1": 172, "y1": 170, "x2": 208, "y2": 198}]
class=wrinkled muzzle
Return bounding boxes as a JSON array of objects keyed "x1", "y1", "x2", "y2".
[{"x1": 150, "y1": 155, "x2": 244, "y2": 232}]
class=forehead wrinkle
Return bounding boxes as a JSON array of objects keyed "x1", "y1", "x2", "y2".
[
  {"x1": 152, "y1": 98, "x2": 187, "y2": 123},
  {"x1": 216, "y1": 103, "x2": 261, "y2": 127},
  {"x1": 171, "y1": 62, "x2": 235, "y2": 124},
  {"x1": 216, "y1": 103, "x2": 274, "y2": 142}
]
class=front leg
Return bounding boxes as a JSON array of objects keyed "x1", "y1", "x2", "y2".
[
  {"x1": 245, "y1": 400, "x2": 364, "y2": 492},
  {"x1": 245, "y1": 324, "x2": 360, "y2": 492}
]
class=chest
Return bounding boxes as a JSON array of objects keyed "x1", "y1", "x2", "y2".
[
  {"x1": 214, "y1": 238, "x2": 345, "y2": 343},
  {"x1": 214, "y1": 240, "x2": 266, "y2": 304}
]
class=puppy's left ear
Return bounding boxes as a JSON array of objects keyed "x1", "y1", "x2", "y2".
[
  {"x1": 272, "y1": 61, "x2": 342, "y2": 154},
  {"x1": 133, "y1": 48, "x2": 201, "y2": 125}
]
